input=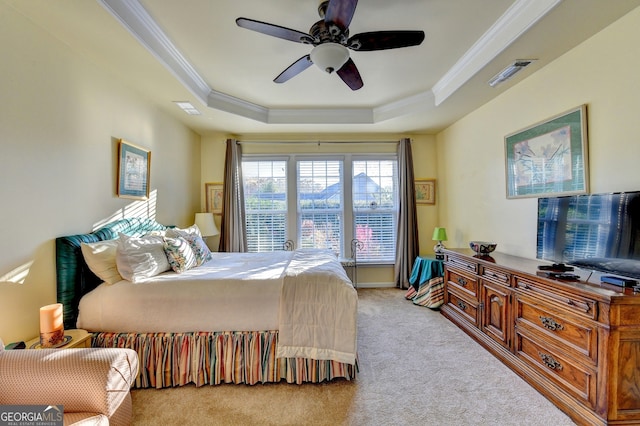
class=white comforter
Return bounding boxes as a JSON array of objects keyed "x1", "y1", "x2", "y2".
[{"x1": 77, "y1": 250, "x2": 357, "y2": 364}]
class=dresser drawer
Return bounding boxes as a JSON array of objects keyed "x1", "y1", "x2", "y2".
[
  {"x1": 446, "y1": 269, "x2": 478, "y2": 298},
  {"x1": 514, "y1": 277, "x2": 598, "y2": 320},
  {"x1": 446, "y1": 255, "x2": 478, "y2": 274},
  {"x1": 515, "y1": 330, "x2": 597, "y2": 410},
  {"x1": 481, "y1": 265, "x2": 511, "y2": 286},
  {"x1": 445, "y1": 290, "x2": 479, "y2": 327},
  {"x1": 514, "y1": 295, "x2": 597, "y2": 364}
]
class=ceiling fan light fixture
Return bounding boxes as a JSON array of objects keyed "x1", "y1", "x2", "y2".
[
  {"x1": 310, "y1": 43, "x2": 349, "y2": 74},
  {"x1": 488, "y1": 59, "x2": 536, "y2": 87}
]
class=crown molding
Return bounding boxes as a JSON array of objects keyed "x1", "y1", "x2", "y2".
[
  {"x1": 432, "y1": 0, "x2": 562, "y2": 106},
  {"x1": 268, "y1": 108, "x2": 374, "y2": 124},
  {"x1": 99, "y1": 0, "x2": 551, "y2": 125},
  {"x1": 374, "y1": 91, "x2": 434, "y2": 122},
  {"x1": 98, "y1": 0, "x2": 211, "y2": 103},
  {"x1": 207, "y1": 90, "x2": 269, "y2": 122}
]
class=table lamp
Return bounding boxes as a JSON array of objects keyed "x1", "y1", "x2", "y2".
[
  {"x1": 432, "y1": 227, "x2": 448, "y2": 259},
  {"x1": 195, "y1": 213, "x2": 219, "y2": 249}
]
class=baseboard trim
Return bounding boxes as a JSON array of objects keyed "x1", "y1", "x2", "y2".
[{"x1": 355, "y1": 282, "x2": 395, "y2": 288}]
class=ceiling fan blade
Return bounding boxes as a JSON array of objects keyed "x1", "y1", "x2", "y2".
[
  {"x1": 336, "y1": 58, "x2": 363, "y2": 90},
  {"x1": 324, "y1": 0, "x2": 358, "y2": 31},
  {"x1": 348, "y1": 30, "x2": 425, "y2": 51},
  {"x1": 274, "y1": 55, "x2": 313, "y2": 83},
  {"x1": 236, "y1": 18, "x2": 313, "y2": 44}
]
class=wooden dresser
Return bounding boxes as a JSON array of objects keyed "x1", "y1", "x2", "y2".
[{"x1": 441, "y1": 248, "x2": 640, "y2": 425}]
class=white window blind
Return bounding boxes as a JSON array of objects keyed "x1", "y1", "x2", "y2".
[
  {"x1": 297, "y1": 160, "x2": 343, "y2": 255},
  {"x1": 242, "y1": 153, "x2": 399, "y2": 263},
  {"x1": 243, "y1": 160, "x2": 288, "y2": 252},
  {"x1": 352, "y1": 160, "x2": 397, "y2": 262}
]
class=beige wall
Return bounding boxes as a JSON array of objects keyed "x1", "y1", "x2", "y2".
[
  {"x1": 201, "y1": 133, "x2": 440, "y2": 286},
  {"x1": 436, "y1": 6, "x2": 640, "y2": 259},
  {"x1": 0, "y1": 6, "x2": 201, "y2": 343}
]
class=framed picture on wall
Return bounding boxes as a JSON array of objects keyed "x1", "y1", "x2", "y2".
[
  {"x1": 415, "y1": 179, "x2": 436, "y2": 205},
  {"x1": 205, "y1": 182, "x2": 224, "y2": 215},
  {"x1": 117, "y1": 139, "x2": 150, "y2": 200},
  {"x1": 505, "y1": 105, "x2": 589, "y2": 199}
]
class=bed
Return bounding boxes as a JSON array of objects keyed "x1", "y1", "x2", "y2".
[{"x1": 56, "y1": 218, "x2": 358, "y2": 388}]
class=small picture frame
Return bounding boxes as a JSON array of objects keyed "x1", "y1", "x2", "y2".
[
  {"x1": 415, "y1": 179, "x2": 436, "y2": 205},
  {"x1": 205, "y1": 182, "x2": 224, "y2": 214},
  {"x1": 117, "y1": 140, "x2": 150, "y2": 200},
  {"x1": 505, "y1": 105, "x2": 589, "y2": 199}
]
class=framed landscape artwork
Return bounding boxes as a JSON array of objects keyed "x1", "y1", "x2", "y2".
[
  {"x1": 117, "y1": 139, "x2": 150, "y2": 200},
  {"x1": 415, "y1": 179, "x2": 436, "y2": 205},
  {"x1": 205, "y1": 182, "x2": 224, "y2": 214},
  {"x1": 505, "y1": 105, "x2": 589, "y2": 199}
]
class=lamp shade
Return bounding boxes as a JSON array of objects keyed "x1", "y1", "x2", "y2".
[
  {"x1": 432, "y1": 227, "x2": 448, "y2": 241},
  {"x1": 310, "y1": 43, "x2": 349, "y2": 74},
  {"x1": 194, "y1": 213, "x2": 219, "y2": 237}
]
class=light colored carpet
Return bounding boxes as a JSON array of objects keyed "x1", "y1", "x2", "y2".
[{"x1": 130, "y1": 288, "x2": 575, "y2": 425}]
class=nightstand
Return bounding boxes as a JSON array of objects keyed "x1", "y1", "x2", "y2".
[
  {"x1": 404, "y1": 256, "x2": 445, "y2": 309},
  {"x1": 26, "y1": 329, "x2": 92, "y2": 349}
]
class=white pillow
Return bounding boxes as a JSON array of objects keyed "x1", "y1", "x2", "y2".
[
  {"x1": 81, "y1": 240, "x2": 123, "y2": 285},
  {"x1": 116, "y1": 233, "x2": 170, "y2": 283},
  {"x1": 165, "y1": 224, "x2": 202, "y2": 239}
]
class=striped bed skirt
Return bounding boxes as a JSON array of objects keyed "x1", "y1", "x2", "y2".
[{"x1": 92, "y1": 331, "x2": 358, "y2": 388}]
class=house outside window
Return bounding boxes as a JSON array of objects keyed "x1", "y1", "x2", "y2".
[{"x1": 242, "y1": 154, "x2": 398, "y2": 263}]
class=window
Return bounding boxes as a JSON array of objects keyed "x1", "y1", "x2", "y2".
[
  {"x1": 352, "y1": 160, "x2": 397, "y2": 262},
  {"x1": 298, "y1": 160, "x2": 344, "y2": 253},
  {"x1": 242, "y1": 154, "x2": 398, "y2": 263},
  {"x1": 243, "y1": 160, "x2": 288, "y2": 252}
]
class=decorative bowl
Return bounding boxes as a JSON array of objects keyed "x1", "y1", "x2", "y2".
[{"x1": 469, "y1": 241, "x2": 497, "y2": 255}]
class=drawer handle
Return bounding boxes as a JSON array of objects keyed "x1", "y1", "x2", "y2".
[
  {"x1": 490, "y1": 295, "x2": 503, "y2": 306},
  {"x1": 539, "y1": 316, "x2": 564, "y2": 331},
  {"x1": 567, "y1": 299, "x2": 592, "y2": 314},
  {"x1": 457, "y1": 277, "x2": 467, "y2": 286},
  {"x1": 538, "y1": 352, "x2": 563, "y2": 371},
  {"x1": 457, "y1": 301, "x2": 467, "y2": 311}
]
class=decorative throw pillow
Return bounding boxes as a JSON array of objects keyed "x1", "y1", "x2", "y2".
[
  {"x1": 163, "y1": 236, "x2": 198, "y2": 273},
  {"x1": 184, "y1": 234, "x2": 212, "y2": 266},
  {"x1": 165, "y1": 224, "x2": 202, "y2": 239},
  {"x1": 80, "y1": 240, "x2": 123, "y2": 285},
  {"x1": 116, "y1": 233, "x2": 171, "y2": 283}
]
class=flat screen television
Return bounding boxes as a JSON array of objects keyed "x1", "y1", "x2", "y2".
[{"x1": 536, "y1": 191, "x2": 640, "y2": 279}]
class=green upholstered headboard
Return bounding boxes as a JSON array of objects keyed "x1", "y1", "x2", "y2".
[{"x1": 55, "y1": 218, "x2": 169, "y2": 330}]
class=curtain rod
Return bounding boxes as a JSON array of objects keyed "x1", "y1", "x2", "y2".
[{"x1": 237, "y1": 140, "x2": 399, "y2": 145}]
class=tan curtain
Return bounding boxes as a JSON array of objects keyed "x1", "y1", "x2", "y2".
[
  {"x1": 218, "y1": 139, "x2": 247, "y2": 252},
  {"x1": 394, "y1": 138, "x2": 419, "y2": 289}
]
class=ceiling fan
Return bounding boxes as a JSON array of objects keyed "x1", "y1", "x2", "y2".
[{"x1": 236, "y1": 0, "x2": 425, "y2": 90}]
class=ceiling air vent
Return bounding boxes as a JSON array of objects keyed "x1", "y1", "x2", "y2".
[{"x1": 488, "y1": 59, "x2": 536, "y2": 87}]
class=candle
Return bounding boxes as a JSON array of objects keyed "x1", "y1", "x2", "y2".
[{"x1": 39, "y1": 303, "x2": 64, "y2": 348}]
